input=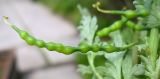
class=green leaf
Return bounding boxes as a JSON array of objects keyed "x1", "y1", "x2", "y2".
[
  {"x1": 132, "y1": 64, "x2": 145, "y2": 76},
  {"x1": 133, "y1": 0, "x2": 153, "y2": 11},
  {"x1": 95, "y1": 66, "x2": 107, "y2": 76},
  {"x1": 139, "y1": 55, "x2": 160, "y2": 78},
  {"x1": 104, "y1": 77, "x2": 114, "y2": 79},
  {"x1": 122, "y1": 51, "x2": 146, "y2": 79},
  {"x1": 156, "y1": 56, "x2": 160, "y2": 71},
  {"x1": 122, "y1": 28, "x2": 134, "y2": 44},
  {"x1": 78, "y1": 5, "x2": 90, "y2": 17},
  {"x1": 140, "y1": 56, "x2": 152, "y2": 70},
  {"x1": 104, "y1": 52, "x2": 125, "y2": 79},
  {"x1": 122, "y1": 52, "x2": 133, "y2": 79},
  {"x1": 110, "y1": 31, "x2": 124, "y2": 47},
  {"x1": 144, "y1": 0, "x2": 153, "y2": 10},
  {"x1": 155, "y1": 56, "x2": 160, "y2": 79},
  {"x1": 145, "y1": 0, "x2": 160, "y2": 28},
  {"x1": 146, "y1": 14, "x2": 160, "y2": 28},
  {"x1": 78, "y1": 64, "x2": 92, "y2": 75},
  {"x1": 78, "y1": 6, "x2": 104, "y2": 79},
  {"x1": 103, "y1": 31, "x2": 126, "y2": 79},
  {"x1": 136, "y1": 44, "x2": 147, "y2": 52},
  {"x1": 78, "y1": 6, "x2": 98, "y2": 45}
]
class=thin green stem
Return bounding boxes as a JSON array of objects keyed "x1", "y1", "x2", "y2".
[
  {"x1": 96, "y1": 7, "x2": 124, "y2": 15},
  {"x1": 87, "y1": 52, "x2": 103, "y2": 79},
  {"x1": 92, "y1": 2, "x2": 124, "y2": 15},
  {"x1": 132, "y1": 31, "x2": 139, "y2": 65}
]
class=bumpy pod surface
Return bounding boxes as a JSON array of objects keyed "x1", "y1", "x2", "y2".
[{"x1": 3, "y1": 16, "x2": 135, "y2": 54}]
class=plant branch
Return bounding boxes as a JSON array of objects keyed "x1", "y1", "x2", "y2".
[
  {"x1": 149, "y1": 28, "x2": 159, "y2": 79},
  {"x1": 87, "y1": 52, "x2": 103, "y2": 79},
  {"x1": 149, "y1": 28, "x2": 159, "y2": 68}
]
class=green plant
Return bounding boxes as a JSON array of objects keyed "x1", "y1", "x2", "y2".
[
  {"x1": 3, "y1": 0, "x2": 160, "y2": 79},
  {"x1": 3, "y1": 16, "x2": 134, "y2": 54}
]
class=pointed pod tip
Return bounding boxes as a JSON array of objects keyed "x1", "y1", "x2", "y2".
[
  {"x1": 92, "y1": 4, "x2": 96, "y2": 8},
  {"x1": 92, "y1": 2, "x2": 101, "y2": 8},
  {"x1": 3, "y1": 16, "x2": 11, "y2": 26},
  {"x1": 2, "y1": 16, "x2": 21, "y2": 33},
  {"x1": 3, "y1": 16, "x2": 9, "y2": 19},
  {"x1": 96, "y1": 2, "x2": 101, "y2": 6}
]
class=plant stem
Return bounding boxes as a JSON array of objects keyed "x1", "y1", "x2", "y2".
[
  {"x1": 149, "y1": 28, "x2": 159, "y2": 69},
  {"x1": 132, "y1": 31, "x2": 139, "y2": 65},
  {"x1": 149, "y1": 28, "x2": 159, "y2": 79},
  {"x1": 87, "y1": 52, "x2": 103, "y2": 79}
]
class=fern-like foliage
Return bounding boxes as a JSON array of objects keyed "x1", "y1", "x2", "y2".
[
  {"x1": 133, "y1": 0, "x2": 153, "y2": 11},
  {"x1": 78, "y1": 5, "x2": 98, "y2": 45},
  {"x1": 146, "y1": 0, "x2": 160, "y2": 28}
]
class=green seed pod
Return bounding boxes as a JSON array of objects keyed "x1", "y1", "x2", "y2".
[
  {"x1": 62, "y1": 46, "x2": 76, "y2": 55},
  {"x1": 79, "y1": 45, "x2": 90, "y2": 53},
  {"x1": 138, "y1": 9, "x2": 149, "y2": 17},
  {"x1": 46, "y1": 42, "x2": 57, "y2": 51},
  {"x1": 110, "y1": 21, "x2": 123, "y2": 31},
  {"x1": 79, "y1": 42, "x2": 90, "y2": 53},
  {"x1": 3, "y1": 16, "x2": 80, "y2": 55},
  {"x1": 124, "y1": 10, "x2": 137, "y2": 19},
  {"x1": 92, "y1": 44, "x2": 100, "y2": 52},
  {"x1": 126, "y1": 21, "x2": 144, "y2": 30},
  {"x1": 134, "y1": 24, "x2": 144, "y2": 30},
  {"x1": 19, "y1": 31, "x2": 29, "y2": 39},
  {"x1": 103, "y1": 45, "x2": 120, "y2": 53},
  {"x1": 36, "y1": 40, "x2": 45, "y2": 48},
  {"x1": 126, "y1": 21, "x2": 135, "y2": 28},
  {"x1": 97, "y1": 28, "x2": 111, "y2": 37},
  {"x1": 25, "y1": 36, "x2": 36, "y2": 45},
  {"x1": 54, "y1": 43, "x2": 64, "y2": 53},
  {"x1": 97, "y1": 20, "x2": 123, "y2": 37}
]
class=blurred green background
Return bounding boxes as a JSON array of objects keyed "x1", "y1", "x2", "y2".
[{"x1": 36, "y1": 0, "x2": 134, "y2": 28}]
